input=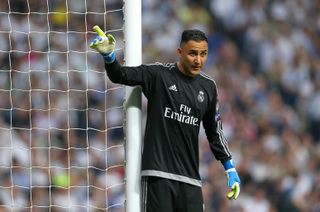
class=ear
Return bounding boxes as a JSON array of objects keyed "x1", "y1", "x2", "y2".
[{"x1": 177, "y1": 47, "x2": 182, "y2": 57}]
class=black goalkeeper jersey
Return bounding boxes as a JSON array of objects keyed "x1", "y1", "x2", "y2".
[{"x1": 105, "y1": 60, "x2": 232, "y2": 187}]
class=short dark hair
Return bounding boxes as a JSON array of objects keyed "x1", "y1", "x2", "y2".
[{"x1": 180, "y1": 29, "x2": 208, "y2": 46}]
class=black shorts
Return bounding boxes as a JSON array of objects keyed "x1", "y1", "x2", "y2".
[{"x1": 141, "y1": 176, "x2": 204, "y2": 212}]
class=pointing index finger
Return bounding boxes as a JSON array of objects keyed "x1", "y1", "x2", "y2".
[{"x1": 92, "y1": 25, "x2": 107, "y2": 38}]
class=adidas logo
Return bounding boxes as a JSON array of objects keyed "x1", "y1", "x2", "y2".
[{"x1": 169, "y1": 84, "x2": 178, "y2": 92}]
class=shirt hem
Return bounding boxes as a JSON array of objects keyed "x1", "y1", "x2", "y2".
[{"x1": 141, "y1": 170, "x2": 202, "y2": 187}]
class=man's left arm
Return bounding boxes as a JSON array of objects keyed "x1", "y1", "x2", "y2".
[{"x1": 202, "y1": 89, "x2": 241, "y2": 200}]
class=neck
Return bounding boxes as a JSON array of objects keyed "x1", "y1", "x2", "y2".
[
  {"x1": 177, "y1": 62, "x2": 186, "y2": 76},
  {"x1": 177, "y1": 62, "x2": 196, "y2": 78}
]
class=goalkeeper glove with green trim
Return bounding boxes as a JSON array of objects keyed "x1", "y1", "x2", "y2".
[
  {"x1": 90, "y1": 25, "x2": 116, "y2": 63},
  {"x1": 223, "y1": 159, "x2": 241, "y2": 200}
]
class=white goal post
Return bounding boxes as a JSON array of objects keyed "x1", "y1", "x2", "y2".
[{"x1": 123, "y1": 0, "x2": 143, "y2": 211}]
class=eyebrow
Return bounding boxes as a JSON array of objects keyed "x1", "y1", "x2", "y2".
[{"x1": 189, "y1": 49, "x2": 208, "y2": 53}]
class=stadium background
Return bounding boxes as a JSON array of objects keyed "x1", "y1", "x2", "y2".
[{"x1": 0, "y1": 0, "x2": 319, "y2": 211}]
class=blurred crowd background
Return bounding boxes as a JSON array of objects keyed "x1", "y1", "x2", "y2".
[{"x1": 0, "y1": 0, "x2": 319, "y2": 211}]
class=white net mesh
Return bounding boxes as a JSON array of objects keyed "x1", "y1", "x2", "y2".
[{"x1": 0, "y1": 0, "x2": 125, "y2": 211}]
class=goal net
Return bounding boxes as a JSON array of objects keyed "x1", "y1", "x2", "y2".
[{"x1": 0, "y1": 0, "x2": 128, "y2": 211}]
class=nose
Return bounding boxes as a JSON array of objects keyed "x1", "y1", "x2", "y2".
[{"x1": 194, "y1": 55, "x2": 200, "y2": 64}]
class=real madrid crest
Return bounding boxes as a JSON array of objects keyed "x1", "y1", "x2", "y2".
[{"x1": 197, "y1": 91, "x2": 204, "y2": 103}]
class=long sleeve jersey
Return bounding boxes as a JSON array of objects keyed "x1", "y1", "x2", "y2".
[{"x1": 105, "y1": 60, "x2": 232, "y2": 187}]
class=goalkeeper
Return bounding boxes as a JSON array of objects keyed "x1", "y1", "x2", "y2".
[{"x1": 90, "y1": 26, "x2": 241, "y2": 212}]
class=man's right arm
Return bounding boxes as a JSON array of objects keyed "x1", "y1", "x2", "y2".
[
  {"x1": 104, "y1": 59, "x2": 123, "y2": 83},
  {"x1": 104, "y1": 60, "x2": 157, "y2": 97}
]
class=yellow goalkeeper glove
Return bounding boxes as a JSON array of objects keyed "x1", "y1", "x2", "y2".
[
  {"x1": 226, "y1": 181, "x2": 240, "y2": 200},
  {"x1": 223, "y1": 159, "x2": 241, "y2": 200},
  {"x1": 90, "y1": 25, "x2": 116, "y2": 63}
]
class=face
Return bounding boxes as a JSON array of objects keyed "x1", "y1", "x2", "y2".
[{"x1": 177, "y1": 40, "x2": 208, "y2": 77}]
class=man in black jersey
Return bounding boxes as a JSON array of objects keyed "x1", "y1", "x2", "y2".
[{"x1": 90, "y1": 26, "x2": 240, "y2": 212}]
